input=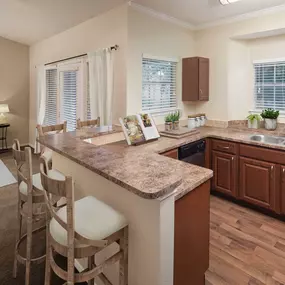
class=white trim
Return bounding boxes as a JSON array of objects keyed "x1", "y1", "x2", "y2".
[
  {"x1": 128, "y1": 1, "x2": 194, "y2": 30},
  {"x1": 196, "y1": 4, "x2": 285, "y2": 30},
  {"x1": 142, "y1": 53, "x2": 179, "y2": 63},
  {"x1": 128, "y1": 1, "x2": 285, "y2": 32},
  {"x1": 253, "y1": 58, "x2": 285, "y2": 64}
]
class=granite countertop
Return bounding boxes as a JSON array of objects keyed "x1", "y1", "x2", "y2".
[{"x1": 37, "y1": 125, "x2": 285, "y2": 200}]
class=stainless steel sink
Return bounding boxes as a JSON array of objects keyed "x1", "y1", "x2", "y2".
[{"x1": 249, "y1": 134, "x2": 285, "y2": 145}]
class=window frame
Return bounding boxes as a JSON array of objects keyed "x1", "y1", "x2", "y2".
[
  {"x1": 141, "y1": 54, "x2": 179, "y2": 116},
  {"x1": 252, "y1": 58, "x2": 285, "y2": 116},
  {"x1": 43, "y1": 57, "x2": 90, "y2": 130}
]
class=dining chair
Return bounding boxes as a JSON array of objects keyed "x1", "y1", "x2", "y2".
[
  {"x1": 77, "y1": 117, "x2": 100, "y2": 129},
  {"x1": 12, "y1": 140, "x2": 64, "y2": 285},
  {"x1": 39, "y1": 155, "x2": 129, "y2": 285}
]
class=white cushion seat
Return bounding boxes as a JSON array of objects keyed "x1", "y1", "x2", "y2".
[
  {"x1": 19, "y1": 170, "x2": 65, "y2": 196},
  {"x1": 49, "y1": 196, "x2": 127, "y2": 247},
  {"x1": 42, "y1": 148, "x2": 53, "y2": 164}
]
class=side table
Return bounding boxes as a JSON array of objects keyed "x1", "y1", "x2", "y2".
[{"x1": 0, "y1": 124, "x2": 10, "y2": 153}]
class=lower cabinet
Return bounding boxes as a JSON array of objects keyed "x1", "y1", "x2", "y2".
[
  {"x1": 212, "y1": 151, "x2": 237, "y2": 197},
  {"x1": 281, "y1": 166, "x2": 285, "y2": 214},
  {"x1": 174, "y1": 181, "x2": 210, "y2": 285},
  {"x1": 239, "y1": 157, "x2": 277, "y2": 211}
]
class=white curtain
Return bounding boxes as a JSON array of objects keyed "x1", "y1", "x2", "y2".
[
  {"x1": 34, "y1": 65, "x2": 46, "y2": 153},
  {"x1": 88, "y1": 48, "x2": 114, "y2": 127}
]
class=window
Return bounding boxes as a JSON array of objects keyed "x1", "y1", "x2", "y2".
[
  {"x1": 44, "y1": 59, "x2": 90, "y2": 131},
  {"x1": 142, "y1": 56, "x2": 177, "y2": 113},
  {"x1": 44, "y1": 69, "x2": 58, "y2": 126},
  {"x1": 254, "y1": 60, "x2": 285, "y2": 111}
]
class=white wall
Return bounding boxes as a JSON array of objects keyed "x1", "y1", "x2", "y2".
[
  {"x1": 195, "y1": 10, "x2": 285, "y2": 122},
  {"x1": 0, "y1": 36, "x2": 29, "y2": 146},
  {"x1": 127, "y1": 7, "x2": 196, "y2": 124},
  {"x1": 29, "y1": 4, "x2": 128, "y2": 144}
]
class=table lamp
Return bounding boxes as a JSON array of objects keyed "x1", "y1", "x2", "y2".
[{"x1": 0, "y1": 104, "x2": 9, "y2": 124}]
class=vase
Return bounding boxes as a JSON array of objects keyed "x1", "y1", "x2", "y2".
[
  {"x1": 173, "y1": 121, "x2": 179, "y2": 130},
  {"x1": 264, "y1": 118, "x2": 277, "y2": 130},
  {"x1": 165, "y1": 122, "x2": 173, "y2": 131},
  {"x1": 247, "y1": 119, "x2": 260, "y2": 129}
]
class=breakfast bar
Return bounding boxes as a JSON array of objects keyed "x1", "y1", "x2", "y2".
[{"x1": 38, "y1": 127, "x2": 213, "y2": 285}]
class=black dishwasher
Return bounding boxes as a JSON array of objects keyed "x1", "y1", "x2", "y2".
[{"x1": 178, "y1": 139, "x2": 206, "y2": 167}]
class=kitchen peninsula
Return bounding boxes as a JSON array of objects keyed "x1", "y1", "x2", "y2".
[{"x1": 38, "y1": 127, "x2": 213, "y2": 285}]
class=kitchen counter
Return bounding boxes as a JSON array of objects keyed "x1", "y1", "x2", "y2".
[{"x1": 37, "y1": 125, "x2": 285, "y2": 200}]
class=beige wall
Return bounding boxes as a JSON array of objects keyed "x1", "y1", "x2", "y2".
[
  {"x1": 0, "y1": 36, "x2": 29, "y2": 146},
  {"x1": 195, "y1": 10, "x2": 285, "y2": 122},
  {"x1": 29, "y1": 4, "x2": 128, "y2": 144},
  {"x1": 127, "y1": 8, "x2": 196, "y2": 125}
]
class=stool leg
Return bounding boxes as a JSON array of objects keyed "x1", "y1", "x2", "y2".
[
  {"x1": 88, "y1": 256, "x2": 95, "y2": 285},
  {"x1": 119, "y1": 227, "x2": 128, "y2": 285},
  {"x1": 44, "y1": 229, "x2": 52, "y2": 285},
  {"x1": 13, "y1": 200, "x2": 22, "y2": 278},
  {"x1": 25, "y1": 216, "x2": 33, "y2": 285}
]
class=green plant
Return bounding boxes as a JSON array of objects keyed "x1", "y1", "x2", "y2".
[
  {"x1": 164, "y1": 114, "x2": 172, "y2": 123},
  {"x1": 247, "y1": 114, "x2": 261, "y2": 123},
  {"x1": 171, "y1": 110, "x2": 181, "y2": 122},
  {"x1": 260, "y1": 108, "x2": 280, "y2": 119}
]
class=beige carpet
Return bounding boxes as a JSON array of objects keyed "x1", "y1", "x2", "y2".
[{"x1": 0, "y1": 151, "x2": 86, "y2": 285}]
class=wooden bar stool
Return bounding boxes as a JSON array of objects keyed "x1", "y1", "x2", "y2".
[
  {"x1": 77, "y1": 117, "x2": 100, "y2": 129},
  {"x1": 40, "y1": 156, "x2": 129, "y2": 285},
  {"x1": 12, "y1": 139, "x2": 65, "y2": 285},
  {"x1": 36, "y1": 121, "x2": 67, "y2": 167}
]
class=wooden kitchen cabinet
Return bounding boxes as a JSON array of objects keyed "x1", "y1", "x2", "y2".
[
  {"x1": 174, "y1": 181, "x2": 210, "y2": 285},
  {"x1": 212, "y1": 151, "x2": 238, "y2": 197},
  {"x1": 182, "y1": 57, "x2": 209, "y2": 101},
  {"x1": 281, "y1": 166, "x2": 285, "y2": 214},
  {"x1": 239, "y1": 157, "x2": 277, "y2": 211},
  {"x1": 161, "y1": 148, "x2": 178, "y2": 159}
]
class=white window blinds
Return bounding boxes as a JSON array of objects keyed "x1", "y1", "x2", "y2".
[
  {"x1": 254, "y1": 61, "x2": 285, "y2": 111},
  {"x1": 142, "y1": 57, "x2": 177, "y2": 113},
  {"x1": 60, "y1": 70, "x2": 78, "y2": 131},
  {"x1": 44, "y1": 69, "x2": 58, "y2": 126}
]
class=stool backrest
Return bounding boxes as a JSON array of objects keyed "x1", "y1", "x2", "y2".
[
  {"x1": 77, "y1": 117, "x2": 100, "y2": 129},
  {"x1": 39, "y1": 156, "x2": 107, "y2": 249},
  {"x1": 12, "y1": 139, "x2": 33, "y2": 200},
  {"x1": 37, "y1": 121, "x2": 67, "y2": 137}
]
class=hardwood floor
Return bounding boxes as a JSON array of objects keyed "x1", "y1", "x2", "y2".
[{"x1": 207, "y1": 196, "x2": 285, "y2": 285}]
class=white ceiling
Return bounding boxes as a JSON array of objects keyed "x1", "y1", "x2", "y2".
[
  {"x1": 0, "y1": 0, "x2": 128, "y2": 45},
  {"x1": 132, "y1": 0, "x2": 285, "y2": 28}
]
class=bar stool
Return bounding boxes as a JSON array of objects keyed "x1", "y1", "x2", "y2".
[
  {"x1": 39, "y1": 156, "x2": 129, "y2": 285},
  {"x1": 36, "y1": 121, "x2": 67, "y2": 167},
  {"x1": 12, "y1": 139, "x2": 64, "y2": 285},
  {"x1": 76, "y1": 117, "x2": 100, "y2": 129}
]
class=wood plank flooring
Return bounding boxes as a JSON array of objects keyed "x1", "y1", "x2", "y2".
[{"x1": 207, "y1": 196, "x2": 285, "y2": 285}]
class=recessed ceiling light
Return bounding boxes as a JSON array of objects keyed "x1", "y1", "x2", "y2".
[{"x1": 220, "y1": 0, "x2": 241, "y2": 5}]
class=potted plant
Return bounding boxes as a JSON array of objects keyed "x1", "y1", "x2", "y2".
[
  {"x1": 247, "y1": 114, "x2": 261, "y2": 129},
  {"x1": 172, "y1": 110, "x2": 181, "y2": 130},
  {"x1": 165, "y1": 114, "x2": 173, "y2": 131},
  {"x1": 260, "y1": 108, "x2": 279, "y2": 130}
]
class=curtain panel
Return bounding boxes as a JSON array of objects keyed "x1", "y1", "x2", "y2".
[{"x1": 88, "y1": 48, "x2": 114, "y2": 127}]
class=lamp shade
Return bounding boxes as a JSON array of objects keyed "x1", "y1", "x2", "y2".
[{"x1": 0, "y1": 104, "x2": 9, "y2": 113}]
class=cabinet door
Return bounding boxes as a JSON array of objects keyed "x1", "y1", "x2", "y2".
[
  {"x1": 212, "y1": 151, "x2": 237, "y2": 197},
  {"x1": 281, "y1": 166, "x2": 285, "y2": 214},
  {"x1": 240, "y1": 157, "x2": 276, "y2": 210},
  {"x1": 161, "y1": 149, "x2": 178, "y2": 160},
  {"x1": 198, "y1": 58, "x2": 209, "y2": 101}
]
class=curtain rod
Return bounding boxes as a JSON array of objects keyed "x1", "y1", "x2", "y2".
[{"x1": 44, "y1": 44, "x2": 119, "y2": 66}]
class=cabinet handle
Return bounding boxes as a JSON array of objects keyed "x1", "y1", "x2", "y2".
[
  {"x1": 271, "y1": 166, "x2": 274, "y2": 171},
  {"x1": 218, "y1": 146, "x2": 230, "y2": 149},
  {"x1": 200, "y1": 89, "x2": 203, "y2": 94},
  {"x1": 283, "y1": 168, "x2": 285, "y2": 173},
  {"x1": 232, "y1": 157, "x2": 234, "y2": 161}
]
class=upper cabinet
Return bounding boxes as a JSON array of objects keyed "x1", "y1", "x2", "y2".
[{"x1": 182, "y1": 57, "x2": 209, "y2": 102}]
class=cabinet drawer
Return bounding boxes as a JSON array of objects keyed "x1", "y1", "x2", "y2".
[
  {"x1": 240, "y1": 144, "x2": 285, "y2": 165},
  {"x1": 161, "y1": 149, "x2": 178, "y2": 159},
  {"x1": 212, "y1": 139, "x2": 237, "y2": 155}
]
